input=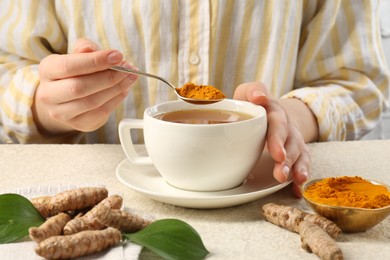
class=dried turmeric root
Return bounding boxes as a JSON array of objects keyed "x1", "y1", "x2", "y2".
[
  {"x1": 63, "y1": 194, "x2": 123, "y2": 235},
  {"x1": 31, "y1": 196, "x2": 52, "y2": 218},
  {"x1": 95, "y1": 205, "x2": 152, "y2": 233},
  {"x1": 261, "y1": 203, "x2": 341, "y2": 238},
  {"x1": 35, "y1": 227, "x2": 122, "y2": 260},
  {"x1": 299, "y1": 221, "x2": 343, "y2": 260},
  {"x1": 30, "y1": 187, "x2": 108, "y2": 217},
  {"x1": 49, "y1": 187, "x2": 108, "y2": 215},
  {"x1": 29, "y1": 212, "x2": 71, "y2": 243}
]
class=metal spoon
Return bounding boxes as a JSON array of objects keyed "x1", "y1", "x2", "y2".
[{"x1": 110, "y1": 66, "x2": 224, "y2": 105}]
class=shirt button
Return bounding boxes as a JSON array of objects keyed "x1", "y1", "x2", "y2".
[{"x1": 189, "y1": 53, "x2": 200, "y2": 65}]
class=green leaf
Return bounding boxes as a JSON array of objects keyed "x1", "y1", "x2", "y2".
[
  {"x1": 0, "y1": 193, "x2": 45, "y2": 243},
  {"x1": 123, "y1": 219, "x2": 209, "y2": 260}
]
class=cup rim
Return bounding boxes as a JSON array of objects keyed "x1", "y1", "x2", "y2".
[{"x1": 144, "y1": 99, "x2": 266, "y2": 126}]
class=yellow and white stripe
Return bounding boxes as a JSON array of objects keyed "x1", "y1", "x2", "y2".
[{"x1": 0, "y1": 0, "x2": 389, "y2": 143}]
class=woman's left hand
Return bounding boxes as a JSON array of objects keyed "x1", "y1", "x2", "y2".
[{"x1": 233, "y1": 82, "x2": 318, "y2": 197}]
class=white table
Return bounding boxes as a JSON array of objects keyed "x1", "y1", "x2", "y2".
[{"x1": 1, "y1": 140, "x2": 390, "y2": 259}]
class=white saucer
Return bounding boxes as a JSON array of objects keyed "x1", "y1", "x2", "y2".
[{"x1": 116, "y1": 152, "x2": 291, "y2": 209}]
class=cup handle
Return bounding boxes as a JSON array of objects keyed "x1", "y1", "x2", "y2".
[{"x1": 118, "y1": 118, "x2": 153, "y2": 165}]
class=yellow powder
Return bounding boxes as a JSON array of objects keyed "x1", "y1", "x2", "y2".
[
  {"x1": 176, "y1": 82, "x2": 226, "y2": 100},
  {"x1": 304, "y1": 176, "x2": 390, "y2": 209}
]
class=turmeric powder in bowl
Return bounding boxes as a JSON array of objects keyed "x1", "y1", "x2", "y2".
[
  {"x1": 176, "y1": 82, "x2": 226, "y2": 100},
  {"x1": 301, "y1": 176, "x2": 390, "y2": 232},
  {"x1": 304, "y1": 176, "x2": 390, "y2": 209}
]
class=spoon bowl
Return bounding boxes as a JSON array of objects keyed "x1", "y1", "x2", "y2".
[{"x1": 110, "y1": 66, "x2": 224, "y2": 104}]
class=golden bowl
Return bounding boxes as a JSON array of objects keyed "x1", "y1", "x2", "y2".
[{"x1": 301, "y1": 178, "x2": 390, "y2": 233}]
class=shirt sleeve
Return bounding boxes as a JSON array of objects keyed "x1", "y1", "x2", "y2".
[
  {"x1": 283, "y1": 0, "x2": 390, "y2": 141},
  {"x1": 0, "y1": 1, "x2": 82, "y2": 143}
]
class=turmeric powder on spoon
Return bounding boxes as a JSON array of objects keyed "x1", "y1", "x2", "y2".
[
  {"x1": 176, "y1": 82, "x2": 226, "y2": 100},
  {"x1": 304, "y1": 176, "x2": 390, "y2": 209}
]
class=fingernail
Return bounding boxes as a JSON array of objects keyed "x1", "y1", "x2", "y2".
[
  {"x1": 122, "y1": 63, "x2": 138, "y2": 80},
  {"x1": 253, "y1": 90, "x2": 266, "y2": 97},
  {"x1": 122, "y1": 63, "x2": 131, "y2": 68},
  {"x1": 122, "y1": 63, "x2": 137, "y2": 70},
  {"x1": 127, "y1": 74, "x2": 137, "y2": 81},
  {"x1": 79, "y1": 45, "x2": 94, "y2": 52},
  {"x1": 300, "y1": 168, "x2": 308, "y2": 177},
  {"x1": 282, "y1": 147, "x2": 287, "y2": 161},
  {"x1": 108, "y1": 51, "x2": 123, "y2": 64},
  {"x1": 282, "y1": 164, "x2": 290, "y2": 179},
  {"x1": 82, "y1": 43, "x2": 98, "y2": 51},
  {"x1": 299, "y1": 168, "x2": 309, "y2": 180}
]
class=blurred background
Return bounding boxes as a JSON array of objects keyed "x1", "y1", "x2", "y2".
[{"x1": 363, "y1": 0, "x2": 390, "y2": 139}]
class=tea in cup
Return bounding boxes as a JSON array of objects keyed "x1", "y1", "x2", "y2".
[{"x1": 119, "y1": 99, "x2": 267, "y2": 191}]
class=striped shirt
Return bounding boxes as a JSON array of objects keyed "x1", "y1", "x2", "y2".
[{"x1": 0, "y1": 0, "x2": 389, "y2": 143}]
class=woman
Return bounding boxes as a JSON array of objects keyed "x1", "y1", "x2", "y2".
[{"x1": 0, "y1": 0, "x2": 388, "y2": 196}]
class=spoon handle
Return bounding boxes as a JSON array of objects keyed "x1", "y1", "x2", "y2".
[
  {"x1": 110, "y1": 66, "x2": 224, "y2": 105},
  {"x1": 110, "y1": 66, "x2": 176, "y2": 90}
]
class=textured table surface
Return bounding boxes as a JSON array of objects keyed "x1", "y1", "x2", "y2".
[{"x1": 1, "y1": 140, "x2": 389, "y2": 259}]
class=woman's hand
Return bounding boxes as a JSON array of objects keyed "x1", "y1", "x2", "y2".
[
  {"x1": 32, "y1": 38, "x2": 137, "y2": 135},
  {"x1": 233, "y1": 82, "x2": 318, "y2": 197}
]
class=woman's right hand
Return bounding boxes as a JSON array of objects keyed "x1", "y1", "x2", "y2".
[{"x1": 32, "y1": 38, "x2": 138, "y2": 136}]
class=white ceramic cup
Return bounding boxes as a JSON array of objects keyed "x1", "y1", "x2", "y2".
[{"x1": 119, "y1": 99, "x2": 267, "y2": 191}]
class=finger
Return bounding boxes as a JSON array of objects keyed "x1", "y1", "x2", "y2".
[
  {"x1": 273, "y1": 138, "x2": 307, "y2": 184},
  {"x1": 277, "y1": 126, "x2": 304, "y2": 179},
  {"x1": 292, "y1": 183, "x2": 303, "y2": 198},
  {"x1": 72, "y1": 38, "x2": 101, "y2": 53},
  {"x1": 68, "y1": 91, "x2": 130, "y2": 132},
  {"x1": 44, "y1": 63, "x2": 137, "y2": 103},
  {"x1": 266, "y1": 100, "x2": 288, "y2": 163},
  {"x1": 290, "y1": 146, "x2": 311, "y2": 185},
  {"x1": 48, "y1": 76, "x2": 135, "y2": 121},
  {"x1": 271, "y1": 125, "x2": 308, "y2": 184},
  {"x1": 233, "y1": 81, "x2": 270, "y2": 105},
  {"x1": 273, "y1": 162, "x2": 288, "y2": 183},
  {"x1": 234, "y1": 82, "x2": 288, "y2": 166},
  {"x1": 273, "y1": 164, "x2": 305, "y2": 198},
  {"x1": 40, "y1": 50, "x2": 124, "y2": 80},
  {"x1": 290, "y1": 146, "x2": 311, "y2": 198}
]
